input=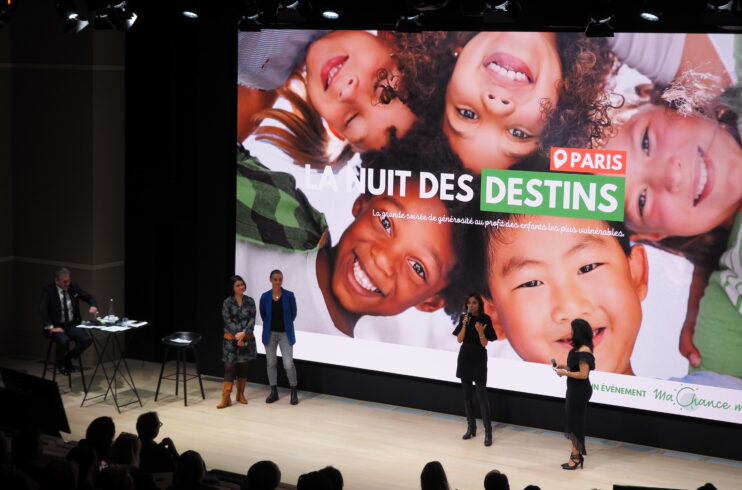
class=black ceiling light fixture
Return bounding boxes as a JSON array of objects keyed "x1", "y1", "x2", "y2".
[
  {"x1": 483, "y1": 0, "x2": 520, "y2": 24},
  {"x1": 180, "y1": 0, "x2": 199, "y2": 19},
  {"x1": 238, "y1": 0, "x2": 263, "y2": 30},
  {"x1": 639, "y1": 0, "x2": 663, "y2": 22},
  {"x1": 55, "y1": 0, "x2": 90, "y2": 32},
  {"x1": 585, "y1": 0, "x2": 614, "y2": 37}
]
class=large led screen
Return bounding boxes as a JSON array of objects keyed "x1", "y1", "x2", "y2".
[{"x1": 236, "y1": 30, "x2": 742, "y2": 424}]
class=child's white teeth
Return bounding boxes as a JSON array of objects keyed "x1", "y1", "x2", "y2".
[
  {"x1": 695, "y1": 147, "x2": 708, "y2": 203},
  {"x1": 353, "y1": 257, "x2": 380, "y2": 293},
  {"x1": 486, "y1": 61, "x2": 528, "y2": 82},
  {"x1": 326, "y1": 62, "x2": 344, "y2": 88}
]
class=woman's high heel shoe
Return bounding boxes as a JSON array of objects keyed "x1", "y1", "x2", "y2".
[{"x1": 561, "y1": 453, "x2": 584, "y2": 470}]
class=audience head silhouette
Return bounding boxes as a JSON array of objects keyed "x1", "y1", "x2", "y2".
[
  {"x1": 174, "y1": 450, "x2": 207, "y2": 489},
  {"x1": 318, "y1": 465, "x2": 343, "y2": 490},
  {"x1": 136, "y1": 412, "x2": 162, "y2": 442},
  {"x1": 85, "y1": 416, "x2": 116, "y2": 463},
  {"x1": 483, "y1": 469, "x2": 510, "y2": 490},
  {"x1": 297, "y1": 470, "x2": 333, "y2": 490},
  {"x1": 244, "y1": 460, "x2": 281, "y2": 490},
  {"x1": 421, "y1": 461, "x2": 450, "y2": 490}
]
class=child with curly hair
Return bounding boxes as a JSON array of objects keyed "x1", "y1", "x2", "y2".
[{"x1": 391, "y1": 31, "x2": 617, "y2": 173}]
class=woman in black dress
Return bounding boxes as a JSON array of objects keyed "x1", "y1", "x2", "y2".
[
  {"x1": 453, "y1": 292, "x2": 497, "y2": 446},
  {"x1": 555, "y1": 318, "x2": 595, "y2": 469},
  {"x1": 217, "y1": 275, "x2": 257, "y2": 409}
]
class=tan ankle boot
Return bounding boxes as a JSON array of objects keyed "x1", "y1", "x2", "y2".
[
  {"x1": 235, "y1": 378, "x2": 248, "y2": 404},
  {"x1": 216, "y1": 381, "x2": 233, "y2": 409}
]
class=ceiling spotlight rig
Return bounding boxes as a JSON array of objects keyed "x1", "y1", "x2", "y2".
[{"x1": 55, "y1": 0, "x2": 137, "y2": 32}]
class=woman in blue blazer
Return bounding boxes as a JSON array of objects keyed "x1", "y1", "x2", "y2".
[{"x1": 259, "y1": 269, "x2": 299, "y2": 405}]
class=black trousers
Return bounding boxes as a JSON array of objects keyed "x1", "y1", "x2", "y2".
[
  {"x1": 461, "y1": 379, "x2": 491, "y2": 430},
  {"x1": 51, "y1": 323, "x2": 93, "y2": 364}
]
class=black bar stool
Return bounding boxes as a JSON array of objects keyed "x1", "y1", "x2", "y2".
[
  {"x1": 42, "y1": 337, "x2": 87, "y2": 391},
  {"x1": 154, "y1": 332, "x2": 205, "y2": 406}
]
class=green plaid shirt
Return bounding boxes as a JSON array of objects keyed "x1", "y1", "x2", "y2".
[{"x1": 236, "y1": 147, "x2": 328, "y2": 251}]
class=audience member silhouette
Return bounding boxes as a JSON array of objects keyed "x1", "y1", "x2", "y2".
[
  {"x1": 244, "y1": 460, "x2": 281, "y2": 490},
  {"x1": 136, "y1": 412, "x2": 179, "y2": 473},
  {"x1": 296, "y1": 470, "x2": 333, "y2": 490},
  {"x1": 420, "y1": 461, "x2": 450, "y2": 490},
  {"x1": 318, "y1": 466, "x2": 343, "y2": 490},
  {"x1": 66, "y1": 439, "x2": 99, "y2": 490},
  {"x1": 483, "y1": 469, "x2": 510, "y2": 490},
  {"x1": 85, "y1": 416, "x2": 116, "y2": 465},
  {"x1": 173, "y1": 450, "x2": 217, "y2": 490},
  {"x1": 109, "y1": 432, "x2": 157, "y2": 490}
]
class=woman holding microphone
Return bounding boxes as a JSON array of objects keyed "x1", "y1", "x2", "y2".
[
  {"x1": 555, "y1": 318, "x2": 595, "y2": 469},
  {"x1": 453, "y1": 292, "x2": 497, "y2": 446}
]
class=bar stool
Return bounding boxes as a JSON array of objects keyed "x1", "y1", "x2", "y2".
[
  {"x1": 42, "y1": 337, "x2": 87, "y2": 392},
  {"x1": 154, "y1": 331, "x2": 205, "y2": 406}
]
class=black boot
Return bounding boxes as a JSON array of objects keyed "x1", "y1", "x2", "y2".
[
  {"x1": 484, "y1": 425, "x2": 493, "y2": 447},
  {"x1": 265, "y1": 385, "x2": 279, "y2": 403},
  {"x1": 462, "y1": 400, "x2": 476, "y2": 439},
  {"x1": 290, "y1": 386, "x2": 299, "y2": 405}
]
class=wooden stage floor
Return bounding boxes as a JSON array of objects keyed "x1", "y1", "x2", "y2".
[{"x1": 1, "y1": 355, "x2": 740, "y2": 490}]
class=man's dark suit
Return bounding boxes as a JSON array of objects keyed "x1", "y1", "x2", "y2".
[{"x1": 39, "y1": 282, "x2": 97, "y2": 369}]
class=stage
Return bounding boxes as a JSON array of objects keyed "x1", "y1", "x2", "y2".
[{"x1": 1, "y1": 355, "x2": 739, "y2": 490}]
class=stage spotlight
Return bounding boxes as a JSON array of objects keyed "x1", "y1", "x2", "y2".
[
  {"x1": 639, "y1": 0, "x2": 662, "y2": 21},
  {"x1": 707, "y1": 0, "x2": 734, "y2": 11},
  {"x1": 585, "y1": 15, "x2": 613, "y2": 37},
  {"x1": 483, "y1": 0, "x2": 520, "y2": 23},
  {"x1": 585, "y1": 0, "x2": 613, "y2": 37},
  {"x1": 106, "y1": 1, "x2": 138, "y2": 30},
  {"x1": 396, "y1": 12, "x2": 425, "y2": 31},
  {"x1": 315, "y1": 1, "x2": 343, "y2": 21},
  {"x1": 55, "y1": 0, "x2": 90, "y2": 32},
  {"x1": 276, "y1": 0, "x2": 307, "y2": 23},
  {"x1": 181, "y1": 0, "x2": 199, "y2": 19}
]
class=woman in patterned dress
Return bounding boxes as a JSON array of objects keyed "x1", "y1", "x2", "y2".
[{"x1": 217, "y1": 275, "x2": 257, "y2": 409}]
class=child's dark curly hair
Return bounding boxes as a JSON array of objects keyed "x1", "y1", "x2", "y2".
[
  {"x1": 395, "y1": 32, "x2": 619, "y2": 153},
  {"x1": 539, "y1": 34, "x2": 620, "y2": 151},
  {"x1": 360, "y1": 121, "x2": 489, "y2": 316}
]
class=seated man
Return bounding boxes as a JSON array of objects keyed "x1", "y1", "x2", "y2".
[
  {"x1": 136, "y1": 412, "x2": 179, "y2": 474},
  {"x1": 39, "y1": 267, "x2": 97, "y2": 375}
]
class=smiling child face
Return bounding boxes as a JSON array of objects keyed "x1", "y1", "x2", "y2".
[
  {"x1": 330, "y1": 189, "x2": 455, "y2": 316},
  {"x1": 305, "y1": 31, "x2": 416, "y2": 152},
  {"x1": 603, "y1": 104, "x2": 742, "y2": 237},
  {"x1": 486, "y1": 216, "x2": 648, "y2": 374},
  {"x1": 444, "y1": 31, "x2": 562, "y2": 172}
]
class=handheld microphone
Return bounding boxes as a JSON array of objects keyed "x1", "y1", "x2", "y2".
[{"x1": 550, "y1": 358, "x2": 557, "y2": 368}]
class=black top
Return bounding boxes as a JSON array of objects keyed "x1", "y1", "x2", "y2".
[
  {"x1": 452, "y1": 313, "x2": 497, "y2": 382},
  {"x1": 139, "y1": 439, "x2": 176, "y2": 473},
  {"x1": 270, "y1": 297, "x2": 285, "y2": 332},
  {"x1": 452, "y1": 313, "x2": 497, "y2": 347},
  {"x1": 567, "y1": 350, "x2": 595, "y2": 383}
]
